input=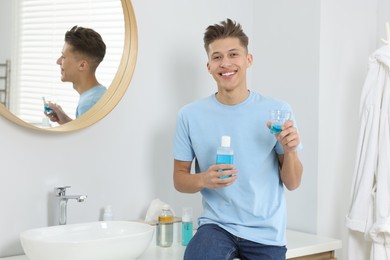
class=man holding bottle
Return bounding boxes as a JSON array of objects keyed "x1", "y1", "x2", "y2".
[{"x1": 173, "y1": 19, "x2": 303, "y2": 259}]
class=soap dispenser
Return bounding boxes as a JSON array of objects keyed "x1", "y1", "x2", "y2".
[{"x1": 181, "y1": 207, "x2": 193, "y2": 246}]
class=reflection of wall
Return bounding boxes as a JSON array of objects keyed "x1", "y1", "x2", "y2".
[
  {"x1": 0, "y1": 0, "x2": 387, "y2": 259},
  {"x1": 0, "y1": 0, "x2": 13, "y2": 62}
]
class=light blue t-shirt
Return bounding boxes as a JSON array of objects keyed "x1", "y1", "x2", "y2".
[
  {"x1": 76, "y1": 85, "x2": 107, "y2": 117},
  {"x1": 173, "y1": 90, "x2": 302, "y2": 246}
]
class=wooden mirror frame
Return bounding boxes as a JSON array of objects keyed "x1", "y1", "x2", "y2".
[{"x1": 0, "y1": 0, "x2": 138, "y2": 132}]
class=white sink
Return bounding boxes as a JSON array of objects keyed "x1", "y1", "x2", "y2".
[{"x1": 20, "y1": 221, "x2": 154, "y2": 260}]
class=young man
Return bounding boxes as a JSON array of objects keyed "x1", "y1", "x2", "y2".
[
  {"x1": 45, "y1": 25, "x2": 106, "y2": 125},
  {"x1": 173, "y1": 19, "x2": 303, "y2": 259}
]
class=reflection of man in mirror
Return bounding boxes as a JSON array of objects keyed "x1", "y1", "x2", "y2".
[
  {"x1": 45, "y1": 25, "x2": 106, "y2": 125},
  {"x1": 173, "y1": 19, "x2": 303, "y2": 260}
]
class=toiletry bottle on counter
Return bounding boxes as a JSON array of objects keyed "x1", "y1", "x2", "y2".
[
  {"x1": 216, "y1": 135, "x2": 234, "y2": 178},
  {"x1": 157, "y1": 204, "x2": 174, "y2": 247},
  {"x1": 103, "y1": 205, "x2": 114, "y2": 221},
  {"x1": 181, "y1": 207, "x2": 193, "y2": 246}
]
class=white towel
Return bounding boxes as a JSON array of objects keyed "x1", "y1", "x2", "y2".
[{"x1": 346, "y1": 45, "x2": 390, "y2": 260}]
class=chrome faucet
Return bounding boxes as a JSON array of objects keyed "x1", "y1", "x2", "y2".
[{"x1": 55, "y1": 186, "x2": 87, "y2": 225}]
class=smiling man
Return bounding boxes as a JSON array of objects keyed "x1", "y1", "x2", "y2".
[
  {"x1": 173, "y1": 19, "x2": 303, "y2": 260},
  {"x1": 45, "y1": 25, "x2": 106, "y2": 125}
]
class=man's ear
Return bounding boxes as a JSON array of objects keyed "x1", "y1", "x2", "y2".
[
  {"x1": 247, "y1": 53, "x2": 253, "y2": 67},
  {"x1": 79, "y1": 59, "x2": 89, "y2": 71}
]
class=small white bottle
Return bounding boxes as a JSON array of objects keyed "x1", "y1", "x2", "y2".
[
  {"x1": 157, "y1": 204, "x2": 174, "y2": 247},
  {"x1": 103, "y1": 205, "x2": 114, "y2": 221},
  {"x1": 216, "y1": 136, "x2": 234, "y2": 178}
]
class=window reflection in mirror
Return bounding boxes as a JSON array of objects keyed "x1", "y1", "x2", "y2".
[{"x1": 1, "y1": 0, "x2": 124, "y2": 128}]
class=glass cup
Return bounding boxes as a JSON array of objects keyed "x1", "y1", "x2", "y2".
[{"x1": 269, "y1": 110, "x2": 291, "y2": 134}]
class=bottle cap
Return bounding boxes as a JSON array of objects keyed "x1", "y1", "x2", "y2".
[
  {"x1": 221, "y1": 136, "x2": 231, "y2": 147},
  {"x1": 182, "y1": 207, "x2": 193, "y2": 222},
  {"x1": 162, "y1": 204, "x2": 170, "y2": 210}
]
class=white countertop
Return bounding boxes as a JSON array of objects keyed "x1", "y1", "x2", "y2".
[
  {"x1": 1, "y1": 229, "x2": 342, "y2": 260},
  {"x1": 285, "y1": 230, "x2": 342, "y2": 258}
]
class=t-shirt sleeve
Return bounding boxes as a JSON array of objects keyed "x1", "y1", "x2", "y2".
[{"x1": 173, "y1": 109, "x2": 195, "y2": 161}]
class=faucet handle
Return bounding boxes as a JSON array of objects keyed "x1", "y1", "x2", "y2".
[{"x1": 55, "y1": 186, "x2": 71, "y2": 197}]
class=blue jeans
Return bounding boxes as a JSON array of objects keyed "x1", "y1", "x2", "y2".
[{"x1": 184, "y1": 224, "x2": 287, "y2": 260}]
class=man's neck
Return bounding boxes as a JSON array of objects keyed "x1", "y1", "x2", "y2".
[
  {"x1": 73, "y1": 76, "x2": 100, "y2": 95},
  {"x1": 215, "y1": 87, "x2": 250, "y2": 105}
]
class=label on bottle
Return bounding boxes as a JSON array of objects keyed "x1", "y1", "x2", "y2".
[
  {"x1": 216, "y1": 154, "x2": 234, "y2": 165},
  {"x1": 216, "y1": 153, "x2": 234, "y2": 178}
]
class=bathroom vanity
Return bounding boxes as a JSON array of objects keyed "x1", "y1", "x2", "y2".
[
  {"x1": 139, "y1": 229, "x2": 342, "y2": 260},
  {"x1": 1, "y1": 229, "x2": 341, "y2": 260}
]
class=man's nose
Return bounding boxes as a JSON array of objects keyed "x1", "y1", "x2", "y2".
[{"x1": 219, "y1": 57, "x2": 231, "y2": 67}]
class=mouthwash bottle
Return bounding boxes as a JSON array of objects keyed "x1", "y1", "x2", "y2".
[
  {"x1": 157, "y1": 204, "x2": 174, "y2": 247},
  {"x1": 181, "y1": 207, "x2": 193, "y2": 246},
  {"x1": 216, "y1": 136, "x2": 234, "y2": 179}
]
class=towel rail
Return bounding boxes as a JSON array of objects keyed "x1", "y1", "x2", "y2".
[{"x1": 0, "y1": 60, "x2": 11, "y2": 108}]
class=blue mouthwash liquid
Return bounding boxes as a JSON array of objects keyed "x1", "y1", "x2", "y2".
[
  {"x1": 216, "y1": 136, "x2": 234, "y2": 179},
  {"x1": 182, "y1": 221, "x2": 193, "y2": 246},
  {"x1": 270, "y1": 125, "x2": 282, "y2": 134},
  {"x1": 44, "y1": 104, "x2": 54, "y2": 113},
  {"x1": 216, "y1": 154, "x2": 234, "y2": 179},
  {"x1": 216, "y1": 154, "x2": 234, "y2": 165}
]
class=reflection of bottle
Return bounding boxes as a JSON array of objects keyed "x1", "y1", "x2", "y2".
[
  {"x1": 157, "y1": 204, "x2": 174, "y2": 247},
  {"x1": 42, "y1": 96, "x2": 54, "y2": 114},
  {"x1": 216, "y1": 136, "x2": 234, "y2": 179},
  {"x1": 41, "y1": 116, "x2": 51, "y2": 128},
  {"x1": 181, "y1": 207, "x2": 193, "y2": 246}
]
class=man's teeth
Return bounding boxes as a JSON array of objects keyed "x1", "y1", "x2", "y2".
[{"x1": 222, "y1": 72, "x2": 235, "y2": 76}]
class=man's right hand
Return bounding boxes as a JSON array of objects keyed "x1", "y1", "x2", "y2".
[
  {"x1": 200, "y1": 164, "x2": 238, "y2": 189},
  {"x1": 44, "y1": 103, "x2": 72, "y2": 125}
]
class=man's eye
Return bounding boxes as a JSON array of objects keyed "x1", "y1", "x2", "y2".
[{"x1": 213, "y1": 56, "x2": 221, "y2": 60}]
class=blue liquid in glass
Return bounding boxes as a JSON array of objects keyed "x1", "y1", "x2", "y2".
[
  {"x1": 270, "y1": 125, "x2": 282, "y2": 134},
  {"x1": 44, "y1": 104, "x2": 54, "y2": 113},
  {"x1": 216, "y1": 154, "x2": 234, "y2": 179}
]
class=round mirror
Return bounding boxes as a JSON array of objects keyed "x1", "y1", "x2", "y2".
[{"x1": 0, "y1": 0, "x2": 137, "y2": 132}]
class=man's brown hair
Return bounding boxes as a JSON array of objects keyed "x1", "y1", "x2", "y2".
[
  {"x1": 65, "y1": 25, "x2": 106, "y2": 71},
  {"x1": 203, "y1": 18, "x2": 249, "y2": 53}
]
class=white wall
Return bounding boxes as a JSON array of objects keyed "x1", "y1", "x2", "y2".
[
  {"x1": 377, "y1": 0, "x2": 390, "y2": 46},
  {"x1": 318, "y1": 0, "x2": 380, "y2": 259},
  {"x1": 0, "y1": 0, "x2": 387, "y2": 259},
  {"x1": 252, "y1": 0, "x2": 321, "y2": 234}
]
